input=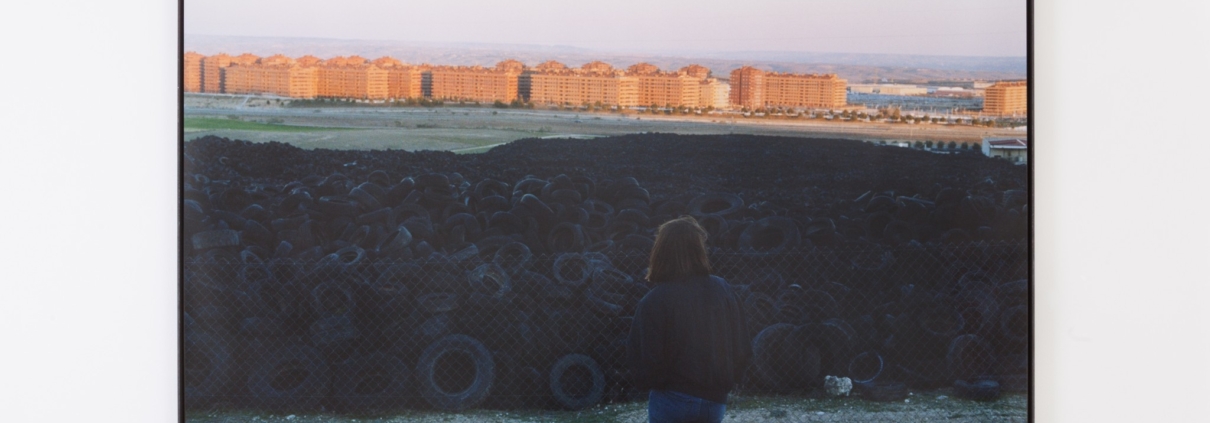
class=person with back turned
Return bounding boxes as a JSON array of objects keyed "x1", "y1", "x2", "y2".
[{"x1": 628, "y1": 216, "x2": 751, "y2": 423}]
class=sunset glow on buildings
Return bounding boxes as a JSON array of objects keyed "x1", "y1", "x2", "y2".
[{"x1": 187, "y1": 51, "x2": 856, "y2": 110}]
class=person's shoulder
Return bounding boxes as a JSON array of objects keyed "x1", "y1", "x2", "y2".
[
  {"x1": 708, "y1": 274, "x2": 730, "y2": 288},
  {"x1": 638, "y1": 282, "x2": 672, "y2": 305}
]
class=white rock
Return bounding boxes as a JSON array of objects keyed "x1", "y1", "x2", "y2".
[
  {"x1": 286, "y1": 415, "x2": 296, "y2": 420},
  {"x1": 823, "y1": 375, "x2": 853, "y2": 396},
  {"x1": 937, "y1": 395, "x2": 948, "y2": 400}
]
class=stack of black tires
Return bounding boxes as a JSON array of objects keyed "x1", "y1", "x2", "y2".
[{"x1": 183, "y1": 134, "x2": 1029, "y2": 412}]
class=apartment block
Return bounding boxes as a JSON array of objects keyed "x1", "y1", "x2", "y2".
[
  {"x1": 427, "y1": 61, "x2": 521, "y2": 103},
  {"x1": 729, "y1": 66, "x2": 846, "y2": 109},
  {"x1": 184, "y1": 51, "x2": 203, "y2": 93},
  {"x1": 626, "y1": 63, "x2": 707, "y2": 108},
  {"x1": 527, "y1": 61, "x2": 638, "y2": 107},
  {"x1": 983, "y1": 80, "x2": 1028, "y2": 116},
  {"x1": 372, "y1": 56, "x2": 425, "y2": 99},
  {"x1": 698, "y1": 78, "x2": 730, "y2": 109},
  {"x1": 201, "y1": 53, "x2": 233, "y2": 93},
  {"x1": 763, "y1": 72, "x2": 847, "y2": 109},
  {"x1": 223, "y1": 58, "x2": 318, "y2": 98},
  {"x1": 680, "y1": 64, "x2": 710, "y2": 79},
  {"x1": 317, "y1": 56, "x2": 389, "y2": 100},
  {"x1": 201, "y1": 53, "x2": 260, "y2": 94},
  {"x1": 729, "y1": 66, "x2": 764, "y2": 109}
]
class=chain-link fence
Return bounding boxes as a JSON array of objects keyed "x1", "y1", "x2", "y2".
[{"x1": 183, "y1": 240, "x2": 1028, "y2": 415}]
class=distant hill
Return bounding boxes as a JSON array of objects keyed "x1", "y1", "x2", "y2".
[{"x1": 185, "y1": 34, "x2": 1026, "y2": 83}]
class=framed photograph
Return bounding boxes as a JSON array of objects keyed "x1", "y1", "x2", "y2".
[{"x1": 182, "y1": 1, "x2": 1031, "y2": 421}]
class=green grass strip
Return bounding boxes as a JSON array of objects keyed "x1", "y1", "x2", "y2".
[{"x1": 184, "y1": 117, "x2": 351, "y2": 133}]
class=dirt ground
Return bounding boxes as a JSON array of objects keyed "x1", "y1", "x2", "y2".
[
  {"x1": 185, "y1": 392, "x2": 1027, "y2": 423},
  {"x1": 184, "y1": 94, "x2": 1023, "y2": 152}
]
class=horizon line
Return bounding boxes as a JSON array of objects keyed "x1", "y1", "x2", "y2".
[{"x1": 184, "y1": 33, "x2": 1028, "y2": 60}]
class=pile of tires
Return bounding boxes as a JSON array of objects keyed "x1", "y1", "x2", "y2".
[{"x1": 183, "y1": 134, "x2": 1029, "y2": 412}]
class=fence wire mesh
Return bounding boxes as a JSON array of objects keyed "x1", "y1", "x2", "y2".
[{"x1": 183, "y1": 240, "x2": 1028, "y2": 417}]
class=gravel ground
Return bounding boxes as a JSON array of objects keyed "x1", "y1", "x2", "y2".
[{"x1": 186, "y1": 392, "x2": 1026, "y2": 423}]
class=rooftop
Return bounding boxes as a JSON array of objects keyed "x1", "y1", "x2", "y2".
[{"x1": 986, "y1": 138, "x2": 1028, "y2": 149}]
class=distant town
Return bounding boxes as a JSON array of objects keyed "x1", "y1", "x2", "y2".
[{"x1": 184, "y1": 52, "x2": 1028, "y2": 117}]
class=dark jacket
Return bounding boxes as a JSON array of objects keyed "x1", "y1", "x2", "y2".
[{"x1": 627, "y1": 274, "x2": 751, "y2": 404}]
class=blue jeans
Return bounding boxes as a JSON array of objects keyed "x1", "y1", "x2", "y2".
[{"x1": 648, "y1": 390, "x2": 726, "y2": 423}]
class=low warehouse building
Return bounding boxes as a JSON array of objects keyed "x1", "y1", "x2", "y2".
[{"x1": 982, "y1": 137, "x2": 1028, "y2": 164}]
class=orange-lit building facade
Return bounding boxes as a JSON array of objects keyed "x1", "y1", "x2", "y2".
[
  {"x1": 983, "y1": 80, "x2": 1028, "y2": 116},
  {"x1": 625, "y1": 63, "x2": 709, "y2": 108},
  {"x1": 186, "y1": 53, "x2": 863, "y2": 110},
  {"x1": 372, "y1": 56, "x2": 425, "y2": 99},
  {"x1": 729, "y1": 66, "x2": 846, "y2": 109},
  {"x1": 316, "y1": 56, "x2": 389, "y2": 100},
  {"x1": 698, "y1": 78, "x2": 729, "y2": 109},
  {"x1": 184, "y1": 51, "x2": 203, "y2": 93},
  {"x1": 526, "y1": 61, "x2": 639, "y2": 107},
  {"x1": 427, "y1": 62, "x2": 521, "y2": 103},
  {"x1": 223, "y1": 55, "x2": 318, "y2": 98},
  {"x1": 763, "y1": 72, "x2": 847, "y2": 109},
  {"x1": 201, "y1": 53, "x2": 232, "y2": 93},
  {"x1": 729, "y1": 66, "x2": 764, "y2": 109}
]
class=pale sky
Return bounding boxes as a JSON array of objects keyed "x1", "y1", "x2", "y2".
[{"x1": 185, "y1": 0, "x2": 1027, "y2": 57}]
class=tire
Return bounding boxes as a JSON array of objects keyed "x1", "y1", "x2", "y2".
[
  {"x1": 315, "y1": 246, "x2": 366, "y2": 273},
  {"x1": 332, "y1": 352, "x2": 411, "y2": 412},
  {"x1": 947, "y1": 334, "x2": 994, "y2": 382},
  {"x1": 752, "y1": 323, "x2": 816, "y2": 392},
  {"x1": 687, "y1": 193, "x2": 744, "y2": 217},
  {"x1": 473, "y1": 178, "x2": 511, "y2": 200},
  {"x1": 349, "y1": 183, "x2": 384, "y2": 211},
  {"x1": 238, "y1": 262, "x2": 274, "y2": 288},
  {"x1": 310, "y1": 281, "x2": 356, "y2": 316},
  {"x1": 953, "y1": 379, "x2": 1001, "y2": 401},
  {"x1": 512, "y1": 270, "x2": 553, "y2": 297},
  {"x1": 488, "y1": 211, "x2": 526, "y2": 235},
  {"x1": 613, "y1": 208, "x2": 650, "y2": 227},
  {"x1": 819, "y1": 318, "x2": 857, "y2": 375},
  {"x1": 442, "y1": 213, "x2": 482, "y2": 241},
  {"x1": 743, "y1": 293, "x2": 778, "y2": 340},
  {"x1": 547, "y1": 222, "x2": 587, "y2": 253},
  {"x1": 492, "y1": 242, "x2": 532, "y2": 275},
  {"x1": 184, "y1": 332, "x2": 232, "y2": 408},
  {"x1": 548, "y1": 188, "x2": 582, "y2": 205},
  {"x1": 417, "y1": 292, "x2": 459, "y2": 313},
  {"x1": 549, "y1": 354, "x2": 606, "y2": 410},
  {"x1": 552, "y1": 253, "x2": 592, "y2": 289},
  {"x1": 246, "y1": 344, "x2": 331, "y2": 410},
  {"x1": 848, "y1": 351, "x2": 885, "y2": 384},
  {"x1": 309, "y1": 315, "x2": 360, "y2": 360},
  {"x1": 919, "y1": 307, "x2": 965, "y2": 340},
  {"x1": 316, "y1": 196, "x2": 361, "y2": 217},
  {"x1": 697, "y1": 213, "x2": 729, "y2": 241},
  {"x1": 415, "y1": 334, "x2": 495, "y2": 411},
  {"x1": 738, "y1": 217, "x2": 801, "y2": 255},
  {"x1": 377, "y1": 225, "x2": 414, "y2": 256},
  {"x1": 192, "y1": 229, "x2": 240, "y2": 251},
  {"x1": 356, "y1": 207, "x2": 393, "y2": 226},
  {"x1": 469, "y1": 263, "x2": 511, "y2": 298},
  {"x1": 953, "y1": 289, "x2": 1000, "y2": 337},
  {"x1": 999, "y1": 305, "x2": 1029, "y2": 344},
  {"x1": 585, "y1": 286, "x2": 624, "y2": 316},
  {"x1": 616, "y1": 234, "x2": 654, "y2": 255},
  {"x1": 519, "y1": 194, "x2": 555, "y2": 226}
]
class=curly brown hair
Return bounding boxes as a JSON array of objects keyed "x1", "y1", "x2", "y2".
[{"x1": 646, "y1": 216, "x2": 712, "y2": 283}]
